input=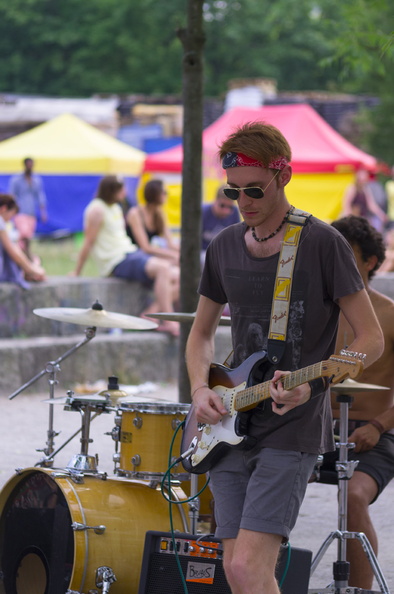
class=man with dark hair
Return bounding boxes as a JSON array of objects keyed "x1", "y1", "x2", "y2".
[
  {"x1": 201, "y1": 185, "x2": 240, "y2": 252},
  {"x1": 185, "y1": 122, "x2": 384, "y2": 594},
  {"x1": 329, "y1": 215, "x2": 394, "y2": 589}
]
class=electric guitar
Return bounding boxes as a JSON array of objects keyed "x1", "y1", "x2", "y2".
[{"x1": 181, "y1": 350, "x2": 364, "y2": 474}]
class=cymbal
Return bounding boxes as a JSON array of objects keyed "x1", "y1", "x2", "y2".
[
  {"x1": 331, "y1": 378, "x2": 390, "y2": 393},
  {"x1": 150, "y1": 312, "x2": 232, "y2": 326},
  {"x1": 33, "y1": 306, "x2": 158, "y2": 330},
  {"x1": 41, "y1": 393, "x2": 109, "y2": 405}
]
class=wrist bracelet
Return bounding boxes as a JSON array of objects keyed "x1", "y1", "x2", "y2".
[
  {"x1": 308, "y1": 377, "x2": 329, "y2": 400},
  {"x1": 191, "y1": 383, "x2": 209, "y2": 398},
  {"x1": 368, "y1": 418, "x2": 385, "y2": 435}
]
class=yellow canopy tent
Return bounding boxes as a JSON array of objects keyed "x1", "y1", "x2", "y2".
[{"x1": 0, "y1": 113, "x2": 146, "y2": 233}]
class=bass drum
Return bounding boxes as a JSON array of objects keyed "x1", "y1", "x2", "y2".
[{"x1": 0, "y1": 468, "x2": 188, "y2": 594}]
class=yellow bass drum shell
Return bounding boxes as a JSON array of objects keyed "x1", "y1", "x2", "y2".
[{"x1": 0, "y1": 468, "x2": 188, "y2": 594}]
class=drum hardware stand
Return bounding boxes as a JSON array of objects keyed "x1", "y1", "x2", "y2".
[
  {"x1": 66, "y1": 396, "x2": 107, "y2": 475},
  {"x1": 308, "y1": 394, "x2": 391, "y2": 594},
  {"x1": 188, "y1": 473, "x2": 201, "y2": 535},
  {"x1": 8, "y1": 325, "x2": 97, "y2": 467},
  {"x1": 95, "y1": 566, "x2": 117, "y2": 593}
]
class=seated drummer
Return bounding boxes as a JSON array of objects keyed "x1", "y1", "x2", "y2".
[{"x1": 322, "y1": 215, "x2": 394, "y2": 590}]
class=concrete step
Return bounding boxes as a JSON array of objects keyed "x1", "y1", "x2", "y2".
[
  {"x1": 1, "y1": 272, "x2": 393, "y2": 398},
  {"x1": 0, "y1": 327, "x2": 233, "y2": 398},
  {"x1": 0, "y1": 276, "x2": 151, "y2": 338}
]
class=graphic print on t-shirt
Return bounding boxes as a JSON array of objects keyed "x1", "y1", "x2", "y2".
[{"x1": 224, "y1": 266, "x2": 306, "y2": 371}]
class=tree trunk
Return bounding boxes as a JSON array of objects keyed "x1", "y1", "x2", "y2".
[{"x1": 177, "y1": 0, "x2": 205, "y2": 403}]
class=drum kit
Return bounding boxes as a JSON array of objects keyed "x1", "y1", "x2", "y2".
[
  {"x1": 0, "y1": 303, "x2": 391, "y2": 593},
  {"x1": 0, "y1": 303, "x2": 214, "y2": 594}
]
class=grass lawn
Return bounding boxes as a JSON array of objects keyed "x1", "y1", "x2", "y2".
[{"x1": 32, "y1": 235, "x2": 99, "y2": 277}]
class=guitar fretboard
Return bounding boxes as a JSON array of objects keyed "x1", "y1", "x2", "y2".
[{"x1": 234, "y1": 361, "x2": 324, "y2": 411}]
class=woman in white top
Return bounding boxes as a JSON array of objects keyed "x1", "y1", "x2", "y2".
[{"x1": 73, "y1": 176, "x2": 179, "y2": 336}]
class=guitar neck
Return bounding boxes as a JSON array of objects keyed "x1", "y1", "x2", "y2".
[{"x1": 234, "y1": 361, "x2": 325, "y2": 412}]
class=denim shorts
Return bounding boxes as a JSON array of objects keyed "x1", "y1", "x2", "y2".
[
  {"x1": 209, "y1": 444, "x2": 317, "y2": 540},
  {"x1": 111, "y1": 250, "x2": 152, "y2": 285}
]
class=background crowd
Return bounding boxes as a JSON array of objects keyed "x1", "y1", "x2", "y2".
[{"x1": 2, "y1": 157, "x2": 394, "y2": 299}]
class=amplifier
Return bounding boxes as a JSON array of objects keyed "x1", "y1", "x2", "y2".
[{"x1": 138, "y1": 531, "x2": 312, "y2": 594}]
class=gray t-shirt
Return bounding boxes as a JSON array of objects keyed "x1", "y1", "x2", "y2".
[{"x1": 199, "y1": 216, "x2": 364, "y2": 454}]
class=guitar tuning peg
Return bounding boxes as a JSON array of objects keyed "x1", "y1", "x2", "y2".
[{"x1": 339, "y1": 349, "x2": 366, "y2": 362}]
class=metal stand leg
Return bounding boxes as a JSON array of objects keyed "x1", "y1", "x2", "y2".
[
  {"x1": 188, "y1": 473, "x2": 200, "y2": 535},
  {"x1": 309, "y1": 395, "x2": 391, "y2": 594},
  {"x1": 8, "y1": 326, "x2": 96, "y2": 466}
]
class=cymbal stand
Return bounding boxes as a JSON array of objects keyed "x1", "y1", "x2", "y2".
[
  {"x1": 8, "y1": 326, "x2": 97, "y2": 467},
  {"x1": 308, "y1": 394, "x2": 391, "y2": 594}
]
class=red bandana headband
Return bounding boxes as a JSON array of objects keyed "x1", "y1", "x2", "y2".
[{"x1": 222, "y1": 152, "x2": 289, "y2": 170}]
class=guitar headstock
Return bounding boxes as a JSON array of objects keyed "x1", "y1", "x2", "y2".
[{"x1": 326, "y1": 351, "x2": 365, "y2": 384}]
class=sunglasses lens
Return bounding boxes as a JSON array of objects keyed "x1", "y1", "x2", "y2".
[
  {"x1": 222, "y1": 188, "x2": 239, "y2": 200},
  {"x1": 244, "y1": 188, "x2": 264, "y2": 199}
]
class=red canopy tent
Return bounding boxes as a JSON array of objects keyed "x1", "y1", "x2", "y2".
[{"x1": 143, "y1": 104, "x2": 376, "y2": 225}]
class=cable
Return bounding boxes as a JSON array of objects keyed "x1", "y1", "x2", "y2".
[
  {"x1": 160, "y1": 419, "x2": 212, "y2": 594},
  {"x1": 279, "y1": 541, "x2": 292, "y2": 588}
]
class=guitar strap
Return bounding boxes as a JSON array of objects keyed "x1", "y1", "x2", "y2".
[
  {"x1": 267, "y1": 207, "x2": 311, "y2": 365},
  {"x1": 221, "y1": 207, "x2": 311, "y2": 369}
]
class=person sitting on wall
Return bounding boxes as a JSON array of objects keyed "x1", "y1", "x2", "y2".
[
  {"x1": 0, "y1": 193, "x2": 46, "y2": 287},
  {"x1": 126, "y1": 179, "x2": 180, "y2": 265},
  {"x1": 72, "y1": 175, "x2": 179, "y2": 336}
]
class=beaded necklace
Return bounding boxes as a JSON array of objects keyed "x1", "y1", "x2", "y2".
[{"x1": 251, "y1": 206, "x2": 294, "y2": 243}]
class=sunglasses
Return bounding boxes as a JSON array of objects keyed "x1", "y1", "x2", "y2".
[{"x1": 223, "y1": 170, "x2": 280, "y2": 201}]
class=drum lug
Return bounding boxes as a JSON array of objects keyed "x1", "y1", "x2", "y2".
[
  {"x1": 96, "y1": 566, "x2": 117, "y2": 592},
  {"x1": 71, "y1": 521, "x2": 106, "y2": 535},
  {"x1": 171, "y1": 418, "x2": 182, "y2": 431},
  {"x1": 106, "y1": 426, "x2": 120, "y2": 442},
  {"x1": 133, "y1": 415, "x2": 143, "y2": 428},
  {"x1": 131, "y1": 454, "x2": 141, "y2": 467}
]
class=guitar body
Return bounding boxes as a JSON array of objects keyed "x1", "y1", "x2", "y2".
[{"x1": 181, "y1": 351, "x2": 267, "y2": 474}]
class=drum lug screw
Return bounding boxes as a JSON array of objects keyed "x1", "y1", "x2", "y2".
[
  {"x1": 133, "y1": 416, "x2": 143, "y2": 428},
  {"x1": 131, "y1": 454, "x2": 141, "y2": 467}
]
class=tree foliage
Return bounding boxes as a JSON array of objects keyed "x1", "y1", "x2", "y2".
[
  {"x1": 0, "y1": 0, "x2": 393, "y2": 160},
  {"x1": 0, "y1": 0, "x2": 391, "y2": 98}
]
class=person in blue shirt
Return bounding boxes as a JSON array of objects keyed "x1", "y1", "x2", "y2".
[
  {"x1": 8, "y1": 157, "x2": 47, "y2": 261},
  {"x1": 201, "y1": 185, "x2": 240, "y2": 265}
]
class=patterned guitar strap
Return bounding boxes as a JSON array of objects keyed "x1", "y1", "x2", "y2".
[{"x1": 267, "y1": 207, "x2": 311, "y2": 365}]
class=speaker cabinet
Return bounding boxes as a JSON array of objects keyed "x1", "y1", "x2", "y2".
[{"x1": 138, "y1": 531, "x2": 312, "y2": 594}]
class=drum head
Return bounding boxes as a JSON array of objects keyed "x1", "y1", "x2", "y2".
[{"x1": 0, "y1": 471, "x2": 73, "y2": 593}]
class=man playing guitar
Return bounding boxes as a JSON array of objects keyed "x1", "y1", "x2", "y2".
[{"x1": 185, "y1": 122, "x2": 384, "y2": 594}]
